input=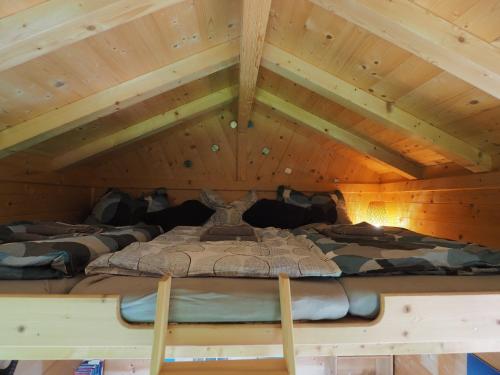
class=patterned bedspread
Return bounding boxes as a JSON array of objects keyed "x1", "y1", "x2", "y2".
[
  {"x1": 86, "y1": 226, "x2": 341, "y2": 278},
  {"x1": 294, "y1": 222, "x2": 500, "y2": 276},
  {"x1": 0, "y1": 222, "x2": 163, "y2": 280}
]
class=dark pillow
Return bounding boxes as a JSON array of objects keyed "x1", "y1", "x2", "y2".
[
  {"x1": 144, "y1": 200, "x2": 215, "y2": 232},
  {"x1": 86, "y1": 189, "x2": 147, "y2": 226},
  {"x1": 243, "y1": 199, "x2": 337, "y2": 229},
  {"x1": 277, "y1": 186, "x2": 348, "y2": 224}
]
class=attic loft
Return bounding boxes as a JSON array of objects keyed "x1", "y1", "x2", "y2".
[{"x1": 0, "y1": 0, "x2": 500, "y2": 374}]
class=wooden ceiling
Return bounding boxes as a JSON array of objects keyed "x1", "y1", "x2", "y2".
[{"x1": 0, "y1": 0, "x2": 499, "y2": 186}]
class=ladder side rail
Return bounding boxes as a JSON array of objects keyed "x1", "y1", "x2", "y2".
[
  {"x1": 150, "y1": 274, "x2": 172, "y2": 375},
  {"x1": 279, "y1": 273, "x2": 296, "y2": 375}
]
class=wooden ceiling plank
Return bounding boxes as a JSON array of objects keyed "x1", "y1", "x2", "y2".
[
  {"x1": 51, "y1": 86, "x2": 238, "y2": 170},
  {"x1": 255, "y1": 88, "x2": 423, "y2": 180},
  {"x1": 309, "y1": 0, "x2": 500, "y2": 100},
  {"x1": 0, "y1": 0, "x2": 186, "y2": 72},
  {"x1": 237, "y1": 0, "x2": 272, "y2": 181},
  {"x1": 0, "y1": 40, "x2": 239, "y2": 159},
  {"x1": 261, "y1": 43, "x2": 493, "y2": 173}
]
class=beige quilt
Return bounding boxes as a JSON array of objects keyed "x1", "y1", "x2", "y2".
[{"x1": 85, "y1": 226, "x2": 341, "y2": 278}]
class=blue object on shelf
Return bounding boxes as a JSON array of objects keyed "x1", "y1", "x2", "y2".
[
  {"x1": 74, "y1": 360, "x2": 104, "y2": 375},
  {"x1": 467, "y1": 354, "x2": 500, "y2": 374}
]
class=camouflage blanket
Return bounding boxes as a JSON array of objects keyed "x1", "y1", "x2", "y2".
[
  {"x1": 86, "y1": 226, "x2": 341, "y2": 278},
  {"x1": 294, "y1": 222, "x2": 500, "y2": 276},
  {"x1": 0, "y1": 222, "x2": 106, "y2": 244},
  {"x1": 0, "y1": 222, "x2": 163, "y2": 280}
]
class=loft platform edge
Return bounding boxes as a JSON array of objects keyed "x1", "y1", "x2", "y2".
[{"x1": 0, "y1": 291, "x2": 499, "y2": 360}]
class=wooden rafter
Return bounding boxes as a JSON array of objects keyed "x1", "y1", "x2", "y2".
[
  {"x1": 261, "y1": 43, "x2": 492, "y2": 173},
  {"x1": 236, "y1": 0, "x2": 272, "y2": 181},
  {"x1": 0, "y1": 40, "x2": 239, "y2": 158},
  {"x1": 255, "y1": 88, "x2": 422, "y2": 180},
  {"x1": 0, "y1": 0, "x2": 185, "y2": 72},
  {"x1": 51, "y1": 87, "x2": 238, "y2": 170},
  {"x1": 310, "y1": 0, "x2": 500, "y2": 100}
]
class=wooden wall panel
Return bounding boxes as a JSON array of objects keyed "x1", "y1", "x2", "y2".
[
  {"x1": 348, "y1": 172, "x2": 500, "y2": 248},
  {"x1": 395, "y1": 354, "x2": 466, "y2": 375},
  {"x1": 0, "y1": 182, "x2": 91, "y2": 224},
  {"x1": 74, "y1": 106, "x2": 384, "y2": 194},
  {"x1": 337, "y1": 356, "x2": 393, "y2": 375},
  {"x1": 258, "y1": 67, "x2": 450, "y2": 168}
]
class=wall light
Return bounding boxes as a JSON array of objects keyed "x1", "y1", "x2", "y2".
[{"x1": 367, "y1": 201, "x2": 387, "y2": 228}]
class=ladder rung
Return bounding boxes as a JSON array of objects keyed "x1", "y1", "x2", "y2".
[
  {"x1": 151, "y1": 274, "x2": 295, "y2": 375},
  {"x1": 159, "y1": 358, "x2": 288, "y2": 375}
]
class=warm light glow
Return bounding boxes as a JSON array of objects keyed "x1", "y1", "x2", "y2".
[{"x1": 367, "y1": 201, "x2": 387, "y2": 227}]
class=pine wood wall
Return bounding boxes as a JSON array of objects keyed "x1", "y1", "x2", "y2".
[
  {"x1": 345, "y1": 172, "x2": 500, "y2": 248},
  {"x1": 78, "y1": 106, "x2": 385, "y2": 189},
  {"x1": 0, "y1": 181, "x2": 91, "y2": 223}
]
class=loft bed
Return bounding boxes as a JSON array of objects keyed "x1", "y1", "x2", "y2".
[
  {"x1": 1, "y1": 0, "x2": 500, "y2": 372},
  {"x1": 0, "y1": 207, "x2": 500, "y2": 360}
]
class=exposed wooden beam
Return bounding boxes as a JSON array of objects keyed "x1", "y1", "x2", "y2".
[
  {"x1": 255, "y1": 89, "x2": 422, "y2": 180},
  {"x1": 237, "y1": 0, "x2": 272, "y2": 181},
  {"x1": 310, "y1": 0, "x2": 500, "y2": 99},
  {"x1": 0, "y1": 0, "x2": 185, "y2": 72},
  {"x1": 380, "y1": 170, "x2": 500, "y2": 193},
  {"x1": 261, "y1": 43, "x2": 492, "y2": 173},
  {"x1": 51, "y1": 87, "x2": 238, "y2": 170},
  {"x1": 0, "y1": 40, "x2": 239, "y2": 158}
]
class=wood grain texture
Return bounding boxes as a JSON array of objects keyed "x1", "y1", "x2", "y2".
[
  {"x1": 237, "y1": 0, "x2": 272, "y2": 181},
  {"x1": 0, "y1": 0, "x2": 184, "y2": 72},
  {"x1": 349, "y1": 172, "x2": 500, "y2": 247},
  {"x1": 279, "y1": 274, "x2": 296, "y2": 375},
  {"x1": 2, "y1": 293, "x2": 500, "y2": 359},
  {"x1": 15, "y1": 360, "x2": 81, "y2": 375},
  {"x1": 337, "y1": 356, "x2": 393, "y2": 375},
  {"x1": 151, "y1": 275, "x2": 171, "y2": 375},
  {"x1": 0, "y1": 0, "x2": 499, "y2": 181},
  {"x1": 0, "y1": 40, "x2": 239, "y2": 158},
  {"x1": 265, "y1": 0, "x2": 500, "y2": 171},
  {"x1": 51, "y1": 86, "x2": 238, "y2": 169},
  {"x1": 394, "y1": 354, "x2": 466, "y2": 375},
  {"x1": 0, "y1": 182, "x2": 91, "y2": 223},
  {"x1": 255, "y1": 88, "x2": 422, "y2": 179},
  {"x1": 261, "y1": 43, "x2": 492, "y2": 173},
  {"x1": 0, "y1": 0, "x2": 241, "y2": 130},
  {"x1": 310, "y1": 0, "x2": 500, "y2": 99},
  {"x1": 69, "y1": 105, "x2": 385, "y2": 190}
]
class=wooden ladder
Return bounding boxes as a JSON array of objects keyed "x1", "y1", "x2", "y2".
[{"x1": 150, "y1": 274, "x2": 297, "y2": 375}]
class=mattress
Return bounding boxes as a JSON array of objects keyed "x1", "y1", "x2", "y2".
[
  {"x1": 70, "y1": 275, "x2": 349, "y2": 323},
  {"x1": 0, "y1": 274, "x2": 85, "y2": 294},
  {"x1": 340, "y1": 275, "x2": 500, "y2": 318}
]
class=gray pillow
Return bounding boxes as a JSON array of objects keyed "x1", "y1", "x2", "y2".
[
  {"x1": 144, "y1": 188, "x2": 169, "y2": 213},
  {"x1": 200, "y1": 189, "x2": 258, "y2": 226}
]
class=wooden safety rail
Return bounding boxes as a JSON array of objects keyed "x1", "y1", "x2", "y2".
[{"x1": 0, "y1": 291, "x2": 499, "y2": 360}]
